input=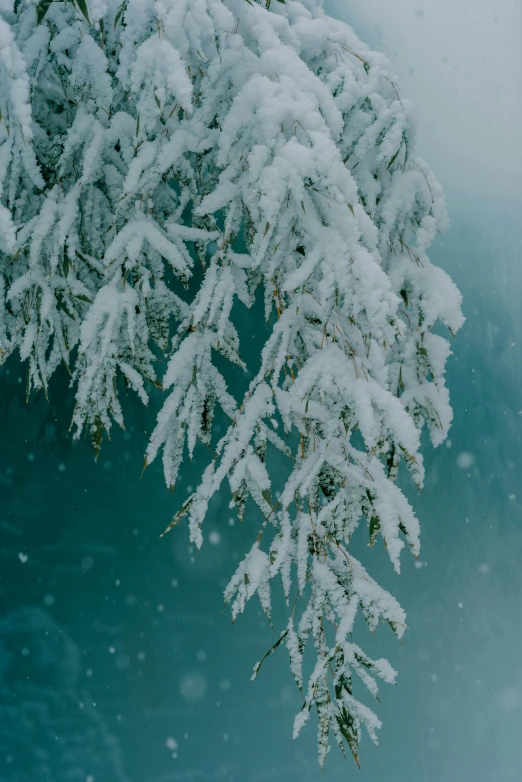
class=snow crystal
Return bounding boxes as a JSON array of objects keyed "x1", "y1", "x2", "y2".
[
  {"x1": 179, "y1": 671, "x2": 207, "y2": 703},
  {"x1": 209, "y1": 530, "x2": 221, "y2": 546},
  {"x1": 81, "y1": 556, "x2": 94, "y2": 571},
  {"x1": 115, "y1": 655, "x2": 130, "y2": 671},
  {"x1": 457, "y1": 452, "x2": 475, "y2": 469}
]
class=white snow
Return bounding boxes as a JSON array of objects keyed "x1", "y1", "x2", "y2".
[{"x1": 0, "y1": 0, "x2": 462, "y2": 766}]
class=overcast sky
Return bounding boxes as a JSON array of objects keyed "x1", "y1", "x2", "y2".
[{"x1": 326, "y1": 0, "x2": 522, "y2": 202}]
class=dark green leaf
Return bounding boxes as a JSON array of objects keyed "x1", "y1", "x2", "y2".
[
  {"x1": 261, "y1": 488, "x2": 273, "y2": 507},
  {"x1": 387, "y1": 618, "x2": 400, "y2": 637},
  {"x1": 160, "y1": 494, "x2": 194, "y2": 537},
  {"x1": 335, "y1": 712, "x2": 360, "y2": 768},
  {"x1": 76, "y1": 0, "x2": 90, "y2": 23},
  {"x1": 387, "y1": 146, "x2": 401, "y2": 169},
  {"x1": 398, "y1": 365, "x2": 405, "y2": 393},
  {"x1": 369, "y1": 515, "x2": 380, "y2": 547},
  {"x1": 36, "y1": 0, "x2": 53, "y2": 24},
  {"x1": 63, "y1": 247, "x2": 70, "y2": 278},
  {"x1": 55, "y1": 291, "x2": 76, "y2": 321},
  {"x1": 114, "y1": 1, "x2": 126, "y2": 27},
  {"x1": 353, "y1": 651, "x2": 374, "y2": 671},
  {"x1": 252, "y1": 630, "x2": 288, "y2": 680}
]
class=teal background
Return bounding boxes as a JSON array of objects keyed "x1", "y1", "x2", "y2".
[
  {"x1": 2, "y1": 200, "x2": 522, "y2": 782},
  {"x1": 2, "y1": 4, "x2": 522, "y2": 780}
]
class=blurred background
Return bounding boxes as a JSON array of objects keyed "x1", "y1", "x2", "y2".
[{"x1": 2, "y1": 1, "x2": 522, "y2": 780}]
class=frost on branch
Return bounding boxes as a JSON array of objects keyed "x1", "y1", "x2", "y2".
[{"x1": 0, "y1": 0, "x2": 463, "y2": 767}]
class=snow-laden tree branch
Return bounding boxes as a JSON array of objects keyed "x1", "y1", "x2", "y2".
[{"x1": 0, "y1": 0, "x2": 463, "y2": 767}]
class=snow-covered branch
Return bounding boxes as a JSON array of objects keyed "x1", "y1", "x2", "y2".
[{"x1": 0, "y1": 0, "x2": 463, "y2": 766}]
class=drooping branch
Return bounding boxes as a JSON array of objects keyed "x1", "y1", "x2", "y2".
[{"x1": 0, "y1": 0, "x2": 463, "y2": 767}]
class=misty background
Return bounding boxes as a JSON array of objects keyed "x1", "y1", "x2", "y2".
[{"x1": 1, "y1": 2, "x2": 522, "y2": 780}]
